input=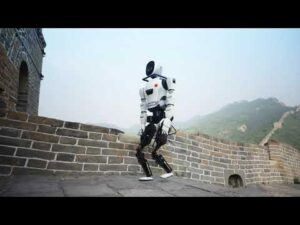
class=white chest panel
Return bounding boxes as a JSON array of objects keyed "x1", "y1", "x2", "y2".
[{"x1": 144, "y1": 77, "x2": 167, "y2": 109}]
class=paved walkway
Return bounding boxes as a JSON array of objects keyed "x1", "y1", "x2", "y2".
[{"x1": 0, "y1": 175, "x2": 300, "y2": 197}]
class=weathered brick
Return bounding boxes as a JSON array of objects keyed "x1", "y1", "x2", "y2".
[
  {"x1": 201, "y1": 175, "x2": 214, "y2": 182},
  {"x1": 228, "y1": 165, "x2": 239, "y2": 170},
  {"x1": 215, "y1": 177, "x2": 225, "y2": 183},
  {"x1": 124, "y1": 157, "x2": 138, "y2": 165},
  {"x1": 28, "y1": 116, "x2": 64, "y2": 127},
  {"x1": 0, "y1": 136, "x2": 31, "y2": 147},
  {"x1": 47, "y1": 162, "x2": 83, "y2": 171},
  {"x1": 178, "y1": 155, "x2": 186, "y2": 160},
  {"x1": 22, "y1": 131, "x2": 59, "y2": 143},
  {"x1": 173, "y1": 159, "x2": 190, "y2": 167},
  {"x1": 128, "y1": 165, "x2": 140, "y2": 172},
  {"x1": 128, "y1": 151, "x2": 136, "y2": 157},
  {"x1": 80, "y1": 124, "x2": 109, "y2": 133},
  {"x1": 191, "y1": 162, "x2": 198, "y2": 168},
  {"x1": 102, "y1": 149, "x2": 129, "y2": 157},
  {"x1": 124, "y1": 143, "x2": 138, "y2": 151},
  {"x1": 164, "y1": 145, "x2": 174, "y2": 152},
  {"x1": 86, "y1": 147, "x2": 101, "y2": 155},
  {"x1": 64, "y1": 122, "x2": 80, "y2": 129},
  {"x1": 16, "y1": 148, "x2": 55, "y2": 160},
  {"x1": 211, "y1": 151, "x2": 223, "y2": 157},
  {"x1": 109, "y1": 128, "x2": 124, "y2": 135},
  {"x1": 188, "y1": 167, "x2": 203, "y2": 174},
  {"x1": 109, "y1": 142, "x2": 124, "y2": 149},
  {"x1": 159, "y1": 150, "x2": 177, "y2": 159},
  {"x1": 209, "y1": 161, "x2": 228, "y2": 169},
  {"x1": 175, "y1": 136, "x2": 191, "y2": 144},
  {"x1": 191, "y1": 141, "x2": 200, "y2": 147},
  {"x1": 149, "y1": 167, "x2": 164, "y2": 174},
  {"x1": 168, "y1": 140, "x2": 188, "y2": 149},
  {"x1": 99, "y1": 164, "x2": 127, "y2": 171},
  {"x1": 84, "y1": 164, "x2": 98, "y2": 171},
  {"x1": 191, "y1": 152, "x2": 199, "y2": 157},
  {"x1": 27, "y1": 159, "x2": 47, "y2": 168},
  {"x1": 7, "y1": 111, "x2": 28, "y2": 121},
  {"x1": 148, "y1": 160, "x2": 159, "y2": 167},
  {"x1": 204, "y1": 170, "x2": 211, "y2": 175},
  {"x1": 37, "y1": 125, "x2": 56, "y2": 134},
  {"x1": 199, "y1": 154, "x2": 212, "y2": 160},
  {"x1": 108, "y1": 156, "x2": 123, "y2": 164},
  {"x1": 187, "y1": 156, "x2": 201, "y2": 163},
  {"x1": 177, "y1": 165, "x2": 187, "y2": 171},
  {"x1": 57, "y1": 153, "x2": 75, "y2": 162},
  {"x1": 174, "y1": 147, "x2": 188, "y2": 155},
  {"x1": 192, "y1": 173, "x2": 200, "y2": 179},
  {"x1": 0, "y1": 118, "x2": 36, "y2": 131},
  {"x1": 0, "y1": 145, "x2": 16, "y2": 155},
  {"x1": 76, "y1": 155, "x2": 107, "y2": 163},
  {"x1": 0, "y1": 127, "x2": 21, "y2": 137},
  {"x1": 52, "y1": 144, "x2": 85, "y2": 154},
  {"x1": 219, "y1": 158, "x2": 231, "y2": 164},
  {"x1": 59, "y1": 137, "x2": 77, "y2": 145},
  {"x1": 32, "y1": 142, "x2": 51, "y2": 151},
  {"x1": 56, "y1": 128, "x2": 88, "y2": 138},
  {"x1": 102, "y1": 133, "x2": 118, "y2": 142},
  {"x1": 199, "y1": 165, "x2": 214, "y2": 171},
  {"x1": 89, "y1": 132, "x2": 102, "y2": 140},
  {"x1": 0, "y1": 155, "x2": 26, "y2": 166},
  {"x1": 78, "y1": 139, "x2": 107, "y2": 147},
  {"x1": 0, "y1": 166, "x2": 12, "y2": 175},
  {"x1": 12, "y1": 167, "x2": 53, "y2": 175},
  {"x1": 174, "y1": 171, "x2": 191, "y2": 178}
]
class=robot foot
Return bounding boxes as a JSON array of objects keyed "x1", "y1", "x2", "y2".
[
  {"x1": 160, "y1": 172, "x2": 173, "y2": 179},
  {"x1": 139, "y1": 176, "x2": 153, "y2": 181}
]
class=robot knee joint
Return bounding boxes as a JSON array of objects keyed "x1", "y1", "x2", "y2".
[{"x1": 136, "y1": 151, "x2": 146, "y2": 163}]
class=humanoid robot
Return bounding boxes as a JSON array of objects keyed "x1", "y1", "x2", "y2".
[{"x1": 136, "y1": 61, "x2": 176, "y2": 181}]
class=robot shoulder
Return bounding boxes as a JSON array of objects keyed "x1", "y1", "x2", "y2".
[{"x1": 162, "y1": 77, "x2": 176, "y2": 91}]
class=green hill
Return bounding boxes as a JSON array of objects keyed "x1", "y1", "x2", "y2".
[{"x1": 182, "y1": 98, "x2": 296, "y2": 145}]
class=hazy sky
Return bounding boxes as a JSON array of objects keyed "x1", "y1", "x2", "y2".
[{"x1": 39, "y1": 28, "x2": 300, "y2": 128}]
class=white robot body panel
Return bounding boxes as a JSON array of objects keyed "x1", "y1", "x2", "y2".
[{"x1": 144, "y1": 77, "x2": 168, "y2": 110}]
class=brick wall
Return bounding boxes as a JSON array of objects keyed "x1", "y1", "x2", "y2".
[
  {"x1": 0, "y1": 28, "x2": 46, "y2": 115},
  {"x1": 0, "y1": 110, "x2": 299, "y2": 187},
  {"x1": 268, "y1": 140, "x2": 300, "y2": 183}
]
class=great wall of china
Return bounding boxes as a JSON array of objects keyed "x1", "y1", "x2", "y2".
[
  {"x1": 1, "y1": 110, "x2": 299, "y2": 187},
  {"x1": 1, "y1": 29, "x2": 300, "y2": 188}
]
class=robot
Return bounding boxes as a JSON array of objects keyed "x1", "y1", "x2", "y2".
[{"x1": 136, "y1": 61, "x2": 176, "y2": 181}]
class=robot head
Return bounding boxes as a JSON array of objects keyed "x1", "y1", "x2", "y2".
[{"x1": 145, "y1": 61, "x2": 163, "y2": 78}]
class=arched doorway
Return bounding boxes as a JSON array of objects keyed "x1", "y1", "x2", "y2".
[
  {"x1": 16, "y1": 61, "x2": 29, "y2": 112},
  {"x1": 228, "y1": 174, "x2": 244, "y2": 188}
]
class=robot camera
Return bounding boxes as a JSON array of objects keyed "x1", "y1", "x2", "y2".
[{"x1": 146, "y1": 61, "x2": 163, "y2": 77}]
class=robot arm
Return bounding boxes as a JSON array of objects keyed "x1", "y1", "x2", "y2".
[
  {"x1": 161, "y1": 77, "x2": 176, "y2": 134},
  {"x1": 139, "y1": 87, "x2": 147, "y2": 132},
  {"x1": 165, "y1": 77, "x2": 175, "y2": 120}
]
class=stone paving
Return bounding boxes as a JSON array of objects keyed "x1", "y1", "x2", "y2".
[{"x1": 0, "y1": 175, "x2": 300, "y2": 197}]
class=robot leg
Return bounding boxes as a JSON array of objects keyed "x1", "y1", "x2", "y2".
[
  {"x1": 152, "y1": 151, "x2": 172, "y2": 174},
  {"x1": 135, "y1": 123, "x2": 156, "y2": 178},
  {"x1": 140, "y1": 123, "x2": 156, "y2": 148},
  {"x1": 136, "y1": 151, "x2": 152, "y2": 177},
  {"x1": 152, "y1": 126, "x2": 173, "y2": 174}
]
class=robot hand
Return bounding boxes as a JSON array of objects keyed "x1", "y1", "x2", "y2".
[{"x1": 161, "y1": 118, "x2": 171, "y2": 135}]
